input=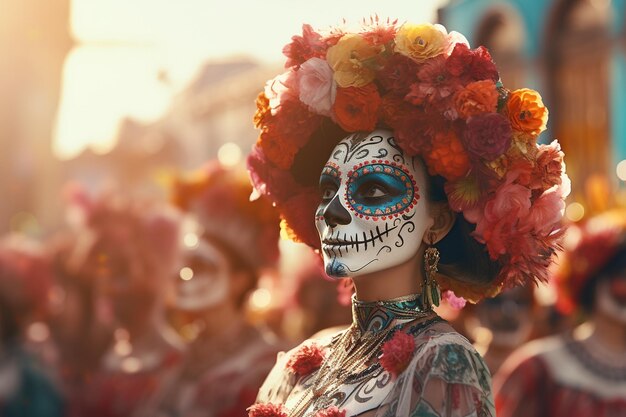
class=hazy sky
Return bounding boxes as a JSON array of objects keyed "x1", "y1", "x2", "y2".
[{"x1": 54, "y1": 0, "x2": 448, "y2": 158}]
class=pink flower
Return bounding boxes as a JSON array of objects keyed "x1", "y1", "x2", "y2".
[
  {"x1": 442, "y1": 290, "x2": 467, "y2": 309},
  {"x1": 526, "y1": 187, "x2": 565, "y2": 236},
  {"x1": 283, "y1": 24, "x2": 327, "y2": 68},
  {"x1": 248, "y1": 403, "x2": 288, "y2": 417},
  {"x1": 298, "y1": 58, "x2": 337, "y2": 116},
  {"x1": 265, "y1": 70, "x2": 299, "y2": 115},
  {"x1": 314, "y1": 406, "x2": 347, "y2": 417},
  {"x1": 535, "y1": 140, "x2": 565, "y2": 191},
  {"x1": 475, "y1": 182, "x2": 532, "y2": 258},
  {"x1": 463, "y1": 113, "x2": 512, "y2": 161},
  {"x1": 444, "y1": 31, "x2": 470, "y2": 55},
  {"x1": 379, "y1": 331, "x2": 415, "y2": 377},
  {"x1": 286, "y1": 343, "x2": 325, "y2": 375}
]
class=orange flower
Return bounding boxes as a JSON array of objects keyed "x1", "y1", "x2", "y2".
[
  {"x1": 423, "y1": 130, "x2": 470, "y2": 181},
  {"x1": 506, "y1": 88, "x2": 548, "y2": 137},
  {"x1": 333, "y1": 84, "x2": 381, "y2": 132},
  {"x1": 379, "y1": 94, "x2": 415, "y2": 127},
  {"x1": 454, "y1": 80, "x2": 498, "y2": 119},
  {"x1": 257, "y1": 130, "x2": 298, "y2": 170}
]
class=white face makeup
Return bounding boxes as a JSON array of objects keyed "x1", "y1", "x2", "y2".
[
  {"x1": 175, "y1": 237, "x2": 230, "y2": 311},
  {"x1": 315, "y1": 129, "x2": 432, "y2": 278}
]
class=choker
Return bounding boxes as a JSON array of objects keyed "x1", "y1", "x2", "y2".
[{"x1": 351, "y1": 293, "x2": 431, "y2": 335}]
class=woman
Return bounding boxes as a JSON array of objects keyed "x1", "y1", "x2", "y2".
[
  {"x1": 494, "y1": 209, "x2": 626, "y2": 417},
  {"x1": 247, "y1": 19, "x2": 569, "y2": 416},
  {"x1": 60, "y1": 188, "x2": 183, "y2": 417},
  {"x1": 139, "y1": 162, "x2": 283, "y2": 417}
]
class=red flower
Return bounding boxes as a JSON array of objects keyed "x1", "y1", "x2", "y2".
[
  {"x1": 393, "y1": 107, "x2": 445, "y2": 156},
  {"x1": 248, "y1": 403, "x2": 288, "y2": 417},
  {"x1": 446, "y1": 44, "x2": 499, "y2": 83},
  {"x1": 257, "y1": 130, "x2": 299, "y2": 170},
  {"x1": 286, "y1": 343, "x2": 326, "y2": 375},
  {"x1": 379, "y1": 331, "x2": 415, "y2": 377},
  {"x1": 378, "y1": 54, "x2": 420, "y2": 96},
  {"x1": 407, "y1": 55, "x2": 462, "y2": 107},
  {"x1": 360, "y1": 16, "x2": 398, "y2": 46},
  {"x1": 463, "y1": 113, "x2": 512, "y2": 161},
  {"x1": 314, "y1": 406, "x2": 347, "y2": 417},
  {"x1": 332, "y1": 84, "x2": 381, "y2": 132},
  {"x1": 283, "y1": 24, "x2": 326, "y2": 68}
]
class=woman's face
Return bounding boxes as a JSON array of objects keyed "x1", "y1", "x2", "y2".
[
  {"x1": 174, "y1": 231, "x2": 230, "y2": 311},
  {"x1": 315, "y1": 129, "x2": 432, "y2": 278},
  {"x1": 595, "y1": 272, "x2": 626, "y2": 324}
]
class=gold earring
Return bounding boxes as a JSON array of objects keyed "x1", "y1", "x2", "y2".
[{"x1": 424, "y1": 234, "x2": 441, "y2": 308}]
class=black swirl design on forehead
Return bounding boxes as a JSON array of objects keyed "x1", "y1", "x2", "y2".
[{"x1": 331, "y1": 134, "x2": 404, "y2": 165}]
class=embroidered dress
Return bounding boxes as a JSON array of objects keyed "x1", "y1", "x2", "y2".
[
  {"x1": 256, "y1": 294, "x2": 494, "y2": 417},
  {"x1": 494, "y1": 334, "x2": 626, "y2": 417}
]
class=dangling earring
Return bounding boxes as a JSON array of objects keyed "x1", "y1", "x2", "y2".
[{"x1": 424, "y1": 233, "x2": 441, "y2": 308}]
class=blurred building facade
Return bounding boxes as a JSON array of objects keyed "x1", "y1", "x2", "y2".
[
  {"x1": 439, "y1": 0, "x2": 626, "y2": 218},
  {"x1": 0, "y1": 0, "x2": 72, "y2": 236}
]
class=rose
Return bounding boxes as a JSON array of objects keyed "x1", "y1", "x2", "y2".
[
  {"x1": 298, "y1": 57, "x2": 337, "y2": 116},
  {"x1": 506, "y1": 88, "x2": 548, "y2": 137},
  {"x1": 463, "y1": 113, "x2": 512, "y2": 161},
  {"x1": 526, "y1": 187, "x2": 565, "y2": 236},
  {"x1": 326, "y1": 34, "x2": 381, "y2": 87},
  {"x1": 454, "y1": 80, "x2": 499, "y2": 119},
  {"x1": 332, "y1": 83, "x2": 381, "y2": 132},
  {"x1": 394, "y1": 23, "x2": 447, "y2": 62}
]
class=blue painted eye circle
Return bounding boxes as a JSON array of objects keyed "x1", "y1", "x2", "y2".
[{"x1": 345, "y1": 162, "x2": 417, "y2": 218}]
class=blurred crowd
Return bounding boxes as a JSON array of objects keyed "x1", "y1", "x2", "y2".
[{"x1": 1, "y1": 155, "x2": 625, "y2": 416}]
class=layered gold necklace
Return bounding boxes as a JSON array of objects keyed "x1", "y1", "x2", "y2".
[{"x1": 288, "y1": 293, "x2": 435, "y2": 417}]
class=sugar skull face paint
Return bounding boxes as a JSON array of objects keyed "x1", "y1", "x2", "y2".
[{"x1": 315, "y1": 129, "x2": 432, "y2": 278}]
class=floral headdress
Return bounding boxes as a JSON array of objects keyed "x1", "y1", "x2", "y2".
[
  {"x1": 171, "y1": 161, "x2": 280, "y2": 270},
  {"x1": 247, "y1": 18, "x2": 570, "y2": 300},
  {"x1": 555, "y1": 209, "x2": 626, "y2": 314}
]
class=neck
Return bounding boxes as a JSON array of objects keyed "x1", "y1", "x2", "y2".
[
  {"x1": 351, "y1": 250, "x2": 425, "y2": 302},
  {"x1": 589, "y1": 310, "x2": 626, "y2": 353}
]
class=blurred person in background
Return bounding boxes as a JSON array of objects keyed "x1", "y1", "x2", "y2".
[
  {"x1": 58, "y1": 187, "x2": 183, "y2": 417},
  {"x1": 466, "y1": 286, "x2": 535, "y2": 375},
  {"x1": 494, "y1": 209, "x2": 626, "y2": 416},
  {"x1": 0, "y1": 234, "x2": 64, "y2": 417},
  {"x1": 139, "y1": 162, "x2": 282, "y2": 417}
]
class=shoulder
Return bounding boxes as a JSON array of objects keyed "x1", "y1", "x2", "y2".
[
  {"x1": 256, "y1": 329, "x2": 344, "y2": 403},
  {"x1": 496, "y1": 335, "x2": 564, "y2": 379},
  {"x1": 409, "y1": 321, "x2": 492, "y2": 389}
]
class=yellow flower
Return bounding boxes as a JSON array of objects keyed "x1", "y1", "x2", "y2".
[
  {"x1": 394, "y1": 23, "x2": 447, "y2": 62},
  {"x1": 326, "y1": 34, "x2": 381, "y2": 88}
]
